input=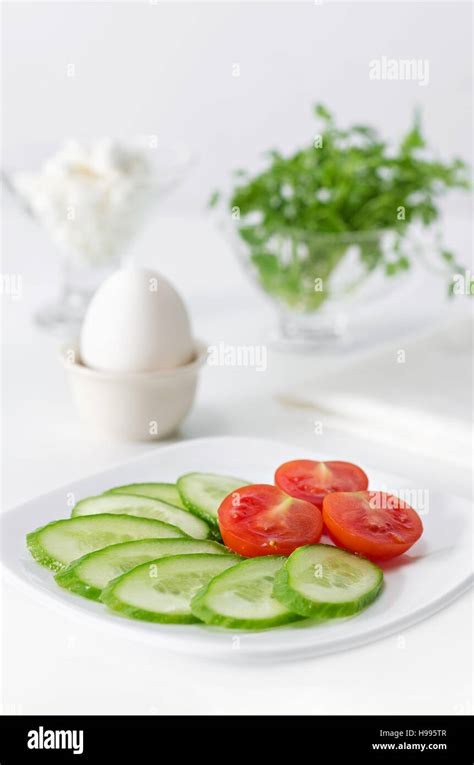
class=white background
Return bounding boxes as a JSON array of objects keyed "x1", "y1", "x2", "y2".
[
  {"x1": 1, "y1": 1, "x2": 473, "y2": 716},
  {"x1": 2, "y1": 0, "x2": 472, "y2": 211}
]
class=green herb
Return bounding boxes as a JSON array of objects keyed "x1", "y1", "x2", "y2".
[{"x1": 212, "y1": 105, "x2": 470, "y2": 310}]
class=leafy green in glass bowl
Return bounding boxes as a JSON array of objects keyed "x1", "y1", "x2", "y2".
[{"x1": 211, "y1": 105, "x2": 470, "y2": 341}]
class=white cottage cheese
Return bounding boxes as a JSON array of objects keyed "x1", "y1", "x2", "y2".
[{"x1": 13, "y1": 139, "x2": 154, "y2": 264}]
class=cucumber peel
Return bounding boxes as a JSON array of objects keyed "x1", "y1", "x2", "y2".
[
  {"x1": 55, "y1": 538, "x2": 229, "y2": 601},
  {"x1": 273, "y1": 544, "x2": 383, "y2": 619},
  {"x1": 26, "y1": 513, "x2": 185, "y2": 572},
  {"x1": 191, "y1": 555, "x2": 301, "y2": 630},
  {"x1": 177, "y1": 472, "x2": 249, "y2": 532},
  {"x1": 106, "y1": 482, "x2": 186, "y2": 510},
  {"x1": 101, "y1": 553, "x2": 240, "y2": 623},
  {"x1": 72, "y1": 493, "x2": 211, "y2": 540}
]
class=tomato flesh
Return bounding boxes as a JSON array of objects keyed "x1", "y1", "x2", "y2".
[
  {"x1": 218, "y1": 484, "x2": 323, "y2": 557},
  {"x1": 322, "y1": 491, "x2": 423, "y2": 560},
  {"x1": 275, "y1": 460, "x2": 369, "y2": 509}
]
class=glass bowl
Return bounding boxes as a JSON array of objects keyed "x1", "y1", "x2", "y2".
[
  {"x1": 220, "y1": 220, "x2": 408, "y2": 349},
  {"x1": 2, "y1": 139, "x2": 193, "y2": 336}
]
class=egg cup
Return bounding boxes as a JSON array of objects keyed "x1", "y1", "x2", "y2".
[{"x1": 61, "y1": 341, "x2": 207, "y2": 441}]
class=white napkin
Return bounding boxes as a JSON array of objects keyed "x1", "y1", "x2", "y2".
[{"x1": 278, "y1": 316, "x2": 473, "y2": 469}]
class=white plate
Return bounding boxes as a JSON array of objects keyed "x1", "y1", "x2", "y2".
[{"x1": 1, "y1": 436, "x2": 472, "y2": 661}]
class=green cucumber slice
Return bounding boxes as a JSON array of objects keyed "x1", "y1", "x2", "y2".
[
  {"x1": 26, "y1": 514, "x2": 185, "y2": 572},
  {"x1": 273, "y1": 544, "x2": 383, "y2": 619},
  {"x1": 55, "y1": 538, "x2": 229, "y2": 601},
  {"x1": 177, "y1": 472, "x2": 248, "y2": 530},
  {"x1": 106, "y1": 482, "x2": 186, "y2": 509},
  {"x1": 101, "y1": 553, "x2": 239, "y2": 623},
  {"x1": 72, "y1": 493, "x2": 211, "y2": 540},
  {"x1": 191, "y1": 555, "x2": 300, "y2": 630}
]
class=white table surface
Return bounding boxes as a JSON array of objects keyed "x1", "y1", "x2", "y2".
[{"x1": 1, "y1": 205, "x2": 472, "y2": 716}]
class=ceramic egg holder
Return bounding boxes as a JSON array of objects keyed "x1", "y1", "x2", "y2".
[
  {"x1": 62, "y1": 341, "x2": 207, "y2": 441},
  {"x1": 61, "y1": 268, "x2": 207, "y2": 441}
]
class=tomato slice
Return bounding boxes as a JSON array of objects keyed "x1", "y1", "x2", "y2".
[
  {"x1": 322, "y1": 491, "x2": 423, "y2": 560},
  {"x1": 218, "y1": 484, "x2": 323, "y2": 557},
  {"x1": 275, "y1": 460, "x2": 369, "y2": 509}
]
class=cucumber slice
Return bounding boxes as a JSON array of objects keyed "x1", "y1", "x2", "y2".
[
  {"x1": 55, "y1": 538, "x2": 229, "y2": 601},
  {"x1": 72, "y1": 493, "x2": 211, "y2": 540},
  {"x1": 191, "y1": 555, "x2": 300, "y2": 630},
  {"x1": 26, "y1": 514, "x2": 185, "y2": 572},
  {"x1": 273, "y1": 544, "x2": 383, "y2": 619},
  {"x1": 177, "y1": 472, "x2": 249, "y2": 530},
  {"x1": 101, "y1": 553, "x2": 239, "y2": 623},
  {"x1": 106, "y1": 482, "x2": 186, "y2": 509}
]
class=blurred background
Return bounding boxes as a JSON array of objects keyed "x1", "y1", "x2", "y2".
[
  {"x1": 2, "y1": 1, "x2": 472, "y2": 205},
  {"x1": 2, "y1": 0, "x2": 473, "y2": 496}
]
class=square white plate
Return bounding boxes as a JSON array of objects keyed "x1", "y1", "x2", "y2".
[{"x1": 1, "y1": 436, "x2": 472, "y2": 661}]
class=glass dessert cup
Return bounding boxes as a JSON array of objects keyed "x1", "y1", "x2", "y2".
[{"x1": 2, "y1": 141, "x2": 193, "y2": 337}]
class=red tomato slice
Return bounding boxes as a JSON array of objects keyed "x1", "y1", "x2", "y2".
[
  {"x1": 322, "y1": 491, "x2": 423, "y2": 560},
  {"x1": 275, "y1": 460, "x2": 369, "y2": 509},
  {"x1": 218, "y1": 484, "x2": 323, "y2": 557}
]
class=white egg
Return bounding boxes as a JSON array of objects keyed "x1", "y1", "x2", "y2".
[{"x1": 80, "y1": 268, "x2": 194, "y2": 373}]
